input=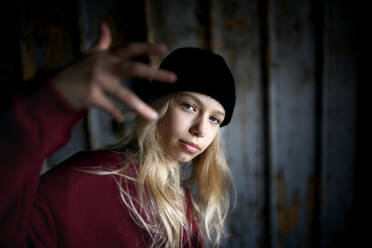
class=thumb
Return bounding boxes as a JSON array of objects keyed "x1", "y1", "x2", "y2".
[{"x1": 92, "y1": 22, "x2": 112, "y2": 51}]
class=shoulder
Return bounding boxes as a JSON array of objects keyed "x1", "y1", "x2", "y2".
[
  {"x1": 35, "y1": 150, "x2": 145, "y2": 245},
  {"x1": 38, "y1": 150, "x2": 127, "y2": 198},
  {"x1": 56, "y1": 149, "x2": 125, "y2": 170}
]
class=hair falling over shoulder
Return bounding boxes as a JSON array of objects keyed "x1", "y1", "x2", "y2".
[{"x1": 103, "y1": 94, "x2": 235, "y2": 248}]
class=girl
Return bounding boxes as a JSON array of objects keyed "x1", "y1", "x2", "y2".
[{"x1": 0, "y1": 24, "x2": 235, "y2": 248}]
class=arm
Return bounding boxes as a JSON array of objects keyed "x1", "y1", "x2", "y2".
[
  {"x1": 0, "y1": 70, "x2": 86, "y2": 247},
  {"x1": 0, "y1": 23, "x2": 176, "y2": 247}
]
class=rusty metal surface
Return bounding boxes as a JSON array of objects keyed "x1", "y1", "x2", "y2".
[
  {"x1": 268, "y1": 0, "x2": 317, "y2": 247},
  {"x1": 321, "y1": 0, "x2": 356, "y2": 246},
  {"x1": 213, "y1": 0, "x2": 265, "y2": 247},
  {"x1": 146, "y1": 0, "x2": 206, "y2": 61}
]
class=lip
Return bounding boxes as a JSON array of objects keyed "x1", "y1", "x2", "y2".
[{"x1": 179, "y1": 140, "x2": 201, "y2": 154}]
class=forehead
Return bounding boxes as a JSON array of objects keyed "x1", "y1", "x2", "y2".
[{"x1": 176, "y1": 91, "x2": 225, "y2": 114}]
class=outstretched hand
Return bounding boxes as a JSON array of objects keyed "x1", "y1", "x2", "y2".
[{"x1": 53, "y1": 23, "x2": 177, "y2": 122}]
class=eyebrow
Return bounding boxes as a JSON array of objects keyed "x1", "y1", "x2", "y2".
[{"x1": 178, "y1": 93, "x2": 225, "y2": 117}]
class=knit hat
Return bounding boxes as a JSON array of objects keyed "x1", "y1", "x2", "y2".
[{"x1": 134, "y1": 47, "x2": 236, "y2": 126}]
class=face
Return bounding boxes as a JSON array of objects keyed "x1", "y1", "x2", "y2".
[{"x1": 158, "y1": 92, "x2": 225, "y2": 163}]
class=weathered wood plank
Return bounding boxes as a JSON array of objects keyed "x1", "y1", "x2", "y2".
[
  {"x1": 321, "y1": 0, "x2": 357, "y2": 246},
  {"x1": 268, "y1": 0, "x2": 317, "y2": 247},
  {"x1": 213, "y1": 0, "x2": 266, "y2": 247}
]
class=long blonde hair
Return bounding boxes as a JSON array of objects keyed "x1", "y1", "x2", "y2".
[{"x1": 92, "y1": 93, "x2": 235, "y2": 247}]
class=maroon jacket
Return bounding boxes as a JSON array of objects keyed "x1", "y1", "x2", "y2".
[{"x1": 0, "y1": 72, "x2": 202, "y2": 247}]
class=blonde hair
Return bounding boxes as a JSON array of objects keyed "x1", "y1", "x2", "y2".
[{"x1": 85, "y1": 94, "x2": 235, "y2": 247}]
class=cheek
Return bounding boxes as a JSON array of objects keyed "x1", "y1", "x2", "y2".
[
  {"x1": 167, "y1": 110, "x2": 189, "y2": 134},
  {"x1": 159, "y1": 110, "x2": 184, "y2": 142},
  {"x1": 158, "y1": 118, "x2": 173, "y2": 145},
  {"x1": 201, "y1": 130, "x2": 218, "y2": 151}
]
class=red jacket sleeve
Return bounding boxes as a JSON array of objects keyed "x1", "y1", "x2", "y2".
[{"x1": 0, "y1": 70, "x2": 86, "y2": 247}]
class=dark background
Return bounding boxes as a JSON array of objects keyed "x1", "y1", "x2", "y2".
[{"x1": 1, "y1": 0, "x2": 366, "y2": 247}]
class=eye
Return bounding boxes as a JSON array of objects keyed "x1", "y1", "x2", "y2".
[
  {"x1": 182, "y1": 103, "x2": 196, "y2": 112},
  {"x1": 209, "y1": 116, "x2": 221, "y2": 125}
]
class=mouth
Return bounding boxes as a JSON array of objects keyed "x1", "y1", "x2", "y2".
[{"x1": 179, "y1": 140, "x2": 201, "y2": 154}]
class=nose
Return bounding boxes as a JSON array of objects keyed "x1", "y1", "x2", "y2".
[{"x1": 190, "y1": 117, "x2": 207, "y2": 137}]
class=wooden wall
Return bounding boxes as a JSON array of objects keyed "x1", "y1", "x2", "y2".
[{"x1": 0, "y1": 0, "x2": 360, "y2": 247}]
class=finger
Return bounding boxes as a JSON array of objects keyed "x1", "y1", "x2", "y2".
[
  {"x1": 101, "y1": 81, "x2": 159, "y2": 121},
  {"x1": 92, "y1": 22, "x2": 112, "y2": 51},
  {"x1": 113, "y1": 43, "x2": 167, "y2": 60},
  {"x1": 118, "y1": 61, "x2": 177, "y2": 83},
  {"x1": 92, "y1": 89, "x2": 125, "y2": 122}
]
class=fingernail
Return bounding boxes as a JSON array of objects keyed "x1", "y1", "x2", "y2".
[
  {"x1": 169, "y1": 73, "x2": 177, "y2": 82},
  {"x1": 149, "y1": 111, "x2": 159, "y2": 120},
  {"x1": 158, "y1": 44, "x2": 167, "y2": 52},
  {"x1": 117, "y1": 116, "x2": 125, "y2": 123}
]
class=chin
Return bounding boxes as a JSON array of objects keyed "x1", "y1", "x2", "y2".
[
  {"x1": 177, "y1": 157, "x2": 192, "y2": 163},
  {"x1": 171, "y1": 149, "x2": 201, "y2": 163},
  {"x1": 175, "y1": 154, "x2": 195, "y2": 163}
]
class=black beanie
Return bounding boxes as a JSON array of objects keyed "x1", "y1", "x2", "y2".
[{"x1": 135, "y1": 47, "x2": 236, "y2": 126}]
